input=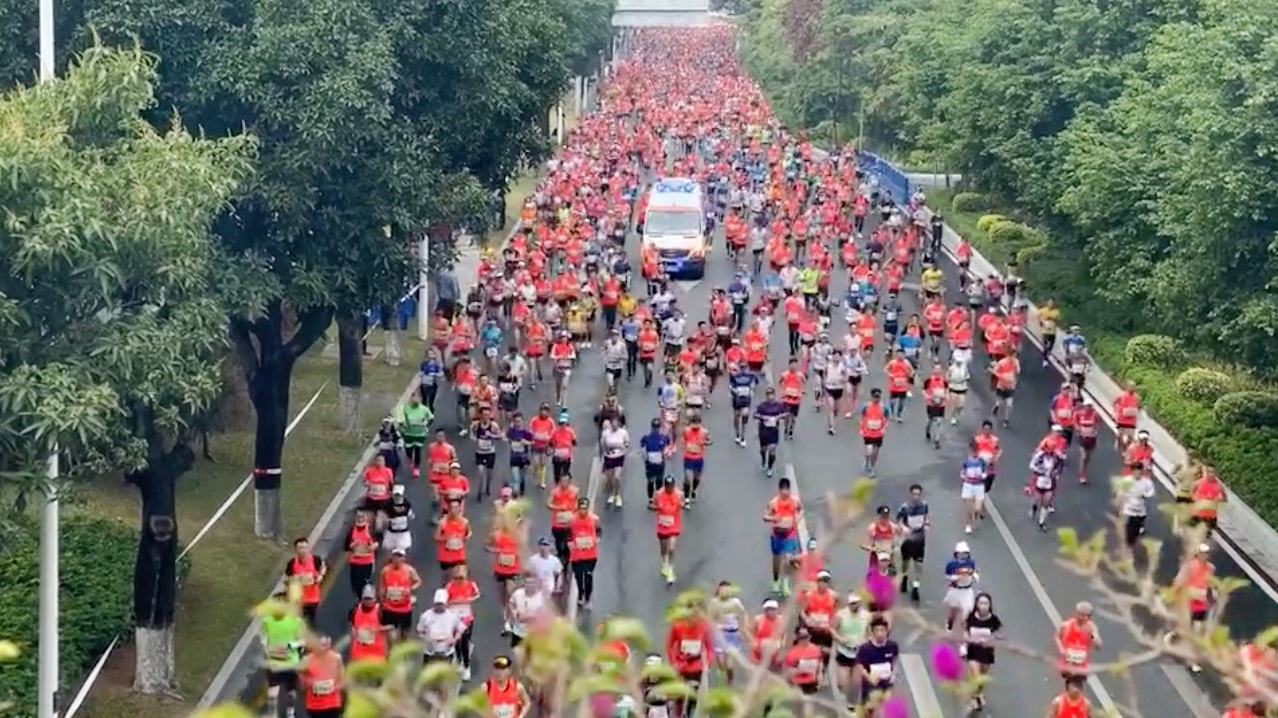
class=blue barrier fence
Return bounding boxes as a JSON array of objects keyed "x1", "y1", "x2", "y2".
[
  {"x1": 856, "y1": 150, "x2": 914, "y2": 206},
  {"x1": 365, "y1": 284, "x2": 422, "y2": 332}
]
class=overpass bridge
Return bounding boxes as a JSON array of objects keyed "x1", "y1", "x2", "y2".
[{"x1": 612, "y1": 0, "x2": 711, "y2": 27}]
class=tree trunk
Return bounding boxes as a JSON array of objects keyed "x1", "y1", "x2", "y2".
[
  {"x1": 129, "y1": 448, "x2": 188, "y2": 697},
  {"x1": 250, "y1": 359, "x2": 292, "y2": 539},
  {"x1": 336, "y1": 311, "x2": 364, "y2": 434},
  {"x1": 232, "y1": 303, "x2": 333, "y2": 541}
]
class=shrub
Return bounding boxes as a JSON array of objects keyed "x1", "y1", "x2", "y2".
[
  {"x1": 1175, "y1": 367, "x2": 1235, "y2": 404},
  {"x1": 976, "y1": 213, "x2": 1008, "y2": 233},
  {"x1": 1124, "y1": 334, "x2": 1184, "y2": 369},
  {"x1": 951, "y1": 192, "x2": 990, "y2": 213},
  {"x1": 0, "y1": 517, "x2": 142, "y2": 716},
  {"x1": 987, "y1": 221, "x2": 1037, "y2": 247},
  {"x1": 1214, "y1": 391, "x2": 1278, "y2": 429}
]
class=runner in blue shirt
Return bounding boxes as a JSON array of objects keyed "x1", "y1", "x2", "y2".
[
  {"x1": 640, "y1": 419, "x2": 672, "y2": 508},
  {"x1": 727, "y1": 362, "x2": 758, "y2": 446},
  {"x1": 418, "y1": 350, "x2": 445, "y2": 411},
  {"x1": 754, "y1": 387, "x2": 787, "y2": 477}
]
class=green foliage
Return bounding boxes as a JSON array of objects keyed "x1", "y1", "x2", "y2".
[
  {"x1": 0, "y1": 46, "x2": 253, "y2": 498},
  {"x1": 975, "y1": 214, "x2": 1008, "y2": 234},
  {"x1": 986, "y1": 221, "x2": 1034, "y2": 247},
  {"x1": 951, "y1": 192, "x2": 989, "y2": 213},
  {"x1": 1123, "y1": 334, "x2": 1184, "y2": 369},
  {"x1": 1214, "y1": 391, "x2": 1278, "y2": 430},
  {"x1": 1175, "y1": 367, "x2": 1235, "y2": 404},
  {"x1": 0, "y1": 517, "x2": 189, "y2": 716}
]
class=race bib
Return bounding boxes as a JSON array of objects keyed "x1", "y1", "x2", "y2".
[
  {"x1": 556, "y1": 511, "x2": 573, "y2": 524},
  {"x1": 311, "y1": 679, "x2": 335, "y2": 696},
  {"x1": 797, "y1": 658, "x2": 820, "y2": 674},
  {"x1": 1065, "y1": 649, "x2": 1087, "y2": 665},
  {"x1": 387, "y1": 587, "x2": 406, "y2": 601},
  {"x1": 658, "y1": 515, "x2": 676, "y2": 527},
  {"x1": 356, "y1": 628, "x2": 376, "y2": 645},
  {"x1": 646, "y1": 450, "x2": 664, "y2": 464},
  {"x1": 445, "y1": 538, "x2": 464, "y2": 551},
  {"x1": 865, "y1": 419, "x2": 882, "y2": 431},
  {"x1": 574, "y1": 535, "x2": 595, "y2": 550},
  {"x1": 680, "y1": 639, "x2": 702, "y2": 657},
  {"x1": 869, "y1": 662, "x2": 892, "y2": 681},
  {"x1": 498, "y1": 554, "x2": 516, "y2": 567},
  {"x1": 554, "y1": 447, "x2": 572, "y2": 459},
  {"x1": 1035, "y1": 473, "x2": 1054, "y2": 490}
]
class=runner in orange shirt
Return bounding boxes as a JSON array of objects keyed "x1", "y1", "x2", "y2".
[
  {"x1": 778, "y1": 358, "x2": 806, "y2": 440},
  {"x1": 681, "y1": 415, "x2": 710, "y2": 505},
  {"x1": 654, "y1": 475, "x2": 685, "y2": 585}
]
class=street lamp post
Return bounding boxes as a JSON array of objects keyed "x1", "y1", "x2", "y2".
[{"x1": 37, "y1": 1, "x2": 60, "y2": 717}]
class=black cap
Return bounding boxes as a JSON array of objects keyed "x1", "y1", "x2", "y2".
[
  {"x1": 663, "y1": 475, "x2": 676, "y2": 485},
  {"x1": 493, "y1": 655, "x2": 512, "y2": 669}
]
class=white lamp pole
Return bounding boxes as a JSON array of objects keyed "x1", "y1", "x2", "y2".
[
  {"x1": 416, "y1": 234, "x2": 430, "y2": 341},
  {"x1": 39, "y1": 452, "x2": 59, "y2": 718},
  {"x1": 37, "y1": 2, "x2": 60, "y2": 717}
]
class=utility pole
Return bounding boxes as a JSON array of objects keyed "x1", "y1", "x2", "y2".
[{"x1": 37, "y1": 1, "x2": 61, "y2": 715}]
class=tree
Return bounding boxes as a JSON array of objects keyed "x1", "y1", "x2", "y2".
[{"x1": 0, "y1": 45, "x2": 253, "y2": 693}]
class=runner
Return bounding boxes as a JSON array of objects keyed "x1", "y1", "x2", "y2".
[
  {"x1": 754, "y1": 387, "x2": 787, "y2": 476},
  {"x1": 568, "y1": 498, "x2": 601, "y2": 609},
  {"x1": 654, "y1": 475, "x2": 685, "y2": 585},
  {"x1": 261, "y1": 593, "x2": 304, "y2": 717},
  {"x1": 299, "y1": 636, "x2": 344, "y2": 718},
  {"x1": 707, "y1": 581, "x2": 748, "y2": 684},
  {"x1": 964, "y1": 592, "x2": 1002, "y2": 713},
  {"x1": 378, "y1": 547, "x2": 421, "y2": 642},
  {"x1": 1056, "y1": 601, "x2": 1103, "y2": 684},
  {"x1": 896, "y1": 484, "x2": 929, "y2": 602}
]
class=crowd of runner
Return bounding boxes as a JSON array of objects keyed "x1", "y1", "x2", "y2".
[{"x1": 253, "y1": 24, "x2": 1267, "y2": 718}]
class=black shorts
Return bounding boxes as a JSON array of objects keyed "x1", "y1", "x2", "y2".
[
  {"x1": 439, "y1": 560, "x2": 463, "y2": 573},
  {"x1": 784, "y1": 403, "x2": 801, "y2": 416},
  {"x1": 266, "y1": 669, "x2": 298, "y2": 689},
  {"x1": 362, "y1": 497, "x2": 391, "y2": 514},
  {"x1": 863, "y1": 436, "x2": 883, "y2": 447},
  {"x1": 967, "y1": 646, "x2": 995, "y2": 666},
  {"x1": 995, "y1": 387, "x2": 1014, "y2": 400},
  {"x1": 835, "y1": 652, "x2": 858, "y2": 668},
  {"x1": 889, "y1": 391, "x2": 907, "y2": 401},
  {"x1": 603, "y1": 454, "x2": 625, "y2": 471},
  {"x1": 747, "y1": 360, "x2": 764, "y2": 372},
  {"x1": 849, "y1": 375, "x2": 862, "y2": 386},
  {"x1": 826, "y1": 388, "x2": 844, "y2": 401},
  {"x1": 476, "y1": 452, "x2": 496, "y2": 468},
  {"x1": 382, "y1": 608, "x2": 413, "y2": 633},
  {"x1": 797, "y1": 682, "x2": 819, "y2": 695},
  {"x1": 499, "y1": 393, "x2": 519, "y2": 412},
  {"x1": 1079, "y1": 435, "x2": 1097, "y2": 451},
  {"x1": 808, "y1": 629, "x2": 833, "y2": 649},
  {"x1": 901, "y1": 538, "x2": 925, "y2": 563},
  {"x1": 926, "y1": 405, "x2": 945, "y2": 418}
]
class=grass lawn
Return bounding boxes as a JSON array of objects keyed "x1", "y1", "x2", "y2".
[{"x1": 74, "y1": 330, "x2": 426, "y2": 718}]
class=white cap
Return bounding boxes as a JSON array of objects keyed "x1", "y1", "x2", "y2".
[
  {"x1": 1051, "y1": 424, "x2": 1064, "y2": 432},
  {"x1": 432, "y1": 589, "x2": 449, "y2": 604},
  {"x1": 955, "y1": 541, "x2": 971, "y2": 554},
  {"x1": 391, "y1": 547, "x2": 407, "y2": 556},
  {"x1": 847, "y1": 592, "x2": 863, "y2": 604},
  {"x1": 876, "y1": 551, "x2": 892, "y2": 562},
  {"x1": 816, "y1": 569, "x2": 832, "y2": 581},
  {"x1": 762, "y1": 599, "x2": 780, "y2": 610},
  {"x1": 392, "y1": 484, "x2": 406, "y2": 495},
  {"x1": 1197, "y1": 543, "x2": 1211, "y2": 554}
]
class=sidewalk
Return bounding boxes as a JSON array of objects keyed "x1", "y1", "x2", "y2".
[{"x1": 911, "y1": 202, "x2": 1278, "y2": 586}]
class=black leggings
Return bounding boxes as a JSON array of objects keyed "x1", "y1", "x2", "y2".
[
  {"x1": 405, "y1": 445, "x2": 423, "y2": 469},
  {"x1": 456, "y1": 625, "x2": 473, "y2": 667},
  {"x1": 572, "y1": 558, "x2": 597, "y2": 602}
]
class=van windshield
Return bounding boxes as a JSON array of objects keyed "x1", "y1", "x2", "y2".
[{"x1": 645, "y1": 209, "x2": 702, "y2": 236}]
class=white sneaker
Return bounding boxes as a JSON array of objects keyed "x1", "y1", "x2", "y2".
[
  {"x1": 606, "y1": 495, "x2": 616, "y2": 507},
  {"x1": 615, "y1": 495, "x2": 623, "y2": 508},
  {"x1": 964, "y1": 525, "x2": 973, "y2": 534},
  {"x1": 461, "y1": 665, "x2": 472, "y2": 681}
]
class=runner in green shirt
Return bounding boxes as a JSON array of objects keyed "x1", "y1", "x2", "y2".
[
  {"x1": 261, "y1": 595, "x2": 304, "y2": 715},
  {"x1": 400, "y1": 395, "x2": 433, "y2": 479}
]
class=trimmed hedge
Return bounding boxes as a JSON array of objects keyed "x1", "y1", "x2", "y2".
[
  {"x1": 0, "y1": 517, "x2": 140, "y2": 716},
  {"x1": 1215, "y1": 391, "x2": 1278, "y2": 429},
  {"x1": 1124, "y1": 334, "x2": 1184, "y2": 369},
  {"x1": 1175, "y1": 367, "x2": 1235, "y2": 404},
  {"x1": 951, "y1": 192, "x2": 991, "y2": 212},
  {"x1": 976, "y1": 213, "x2": 1008, "y2": 233}
]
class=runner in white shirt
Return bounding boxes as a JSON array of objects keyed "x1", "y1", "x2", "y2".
[
  {"x1": 508, "y1": 576, "x2": 549, "y2": 652},
  {"x1": 527, "y1": 538, "x2": 565, "y2": 594},
  {"x1": 809, "y1": 334, "x2": 834, "y2": 400},
  {"x1": 602, "y1": 331, "x2": 627, "y2": 390},
  {"x1": 842, "y1": 345, "x2": 869, "y2": 411},
  {"x1": 822, "y1": 348, "x2": 851, "y2": 433},
  {"x1": 778, "y1": 264, "x2": 800, "y2": 294},
  {"x1": 417, "y1": 589, "x2": 465, "y2": 664},
  {"x1": 945, "y1": 359, "x2": 971, "y2": 425},
  {"x1": 599, "y1": 419, "x2": 630, "y2": 507},
  {"x1": 1119, "y1": 468, "x2": 1156, "y2": 549}
]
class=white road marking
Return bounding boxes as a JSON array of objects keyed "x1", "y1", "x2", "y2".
[
  {"x1": 983, "y1": 497, "x2": 1118, "y2": 713},
  {"x1": 784, "y1": 463, "x2": 813, "y2": 545},
  {"x1": 1159, "y1": 665, "x2": 1218, "y2": 718},
  {"x1": 901, "y1": 653, "x2": 945, "y2": 718}
]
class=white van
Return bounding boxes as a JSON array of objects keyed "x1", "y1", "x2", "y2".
[{"x1": 641, "y1": 177, "x2": 708, "y2": 278}]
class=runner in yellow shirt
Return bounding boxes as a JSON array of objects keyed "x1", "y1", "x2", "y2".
[{"x1": 1037, "y1": 299, "x2": 1062, "y2": 368}]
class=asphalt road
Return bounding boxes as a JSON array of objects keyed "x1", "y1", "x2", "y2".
[
  {"x1": 576, "y1": 208, "x2": 1271, "y2": 718},
  {"x1": 238, "y1": 203, "x2": 1277, "y2": 718}
]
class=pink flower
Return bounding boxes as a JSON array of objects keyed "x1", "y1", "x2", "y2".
[
  {"x1": 865, "y1": 572, "x2": 895, "y2": 610},
  {"x1": 588, "y1": 693, "x2": 615, "y2": 718},
  {"x1": 881, "y1": 695, "x2": 909, "y2": 718},
  {"x1": 930, "y1": 642, "x2": 963, "y2": 682}
]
